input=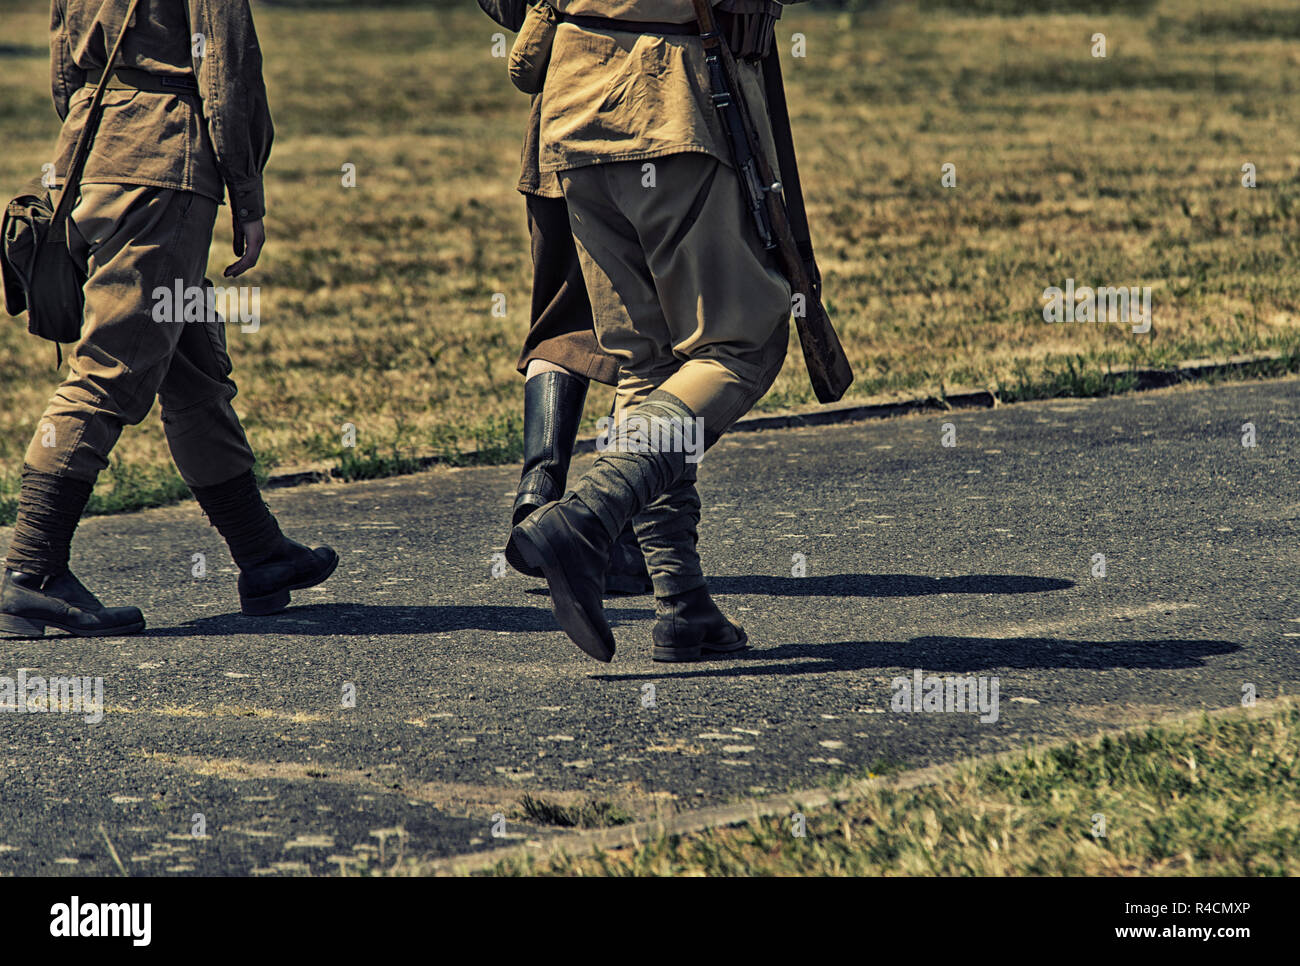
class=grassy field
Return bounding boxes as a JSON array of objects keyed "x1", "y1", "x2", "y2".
[
  {"x1": 475, "y1": 701, "x2": 1300, "y2": 876},
  {"x1": 1, "y1": 0, "x2": 1298, "y2": 521}
]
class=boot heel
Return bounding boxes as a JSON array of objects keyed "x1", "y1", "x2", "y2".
[
  {"x1": 241, "y1": 588, "x2": 291, "y2": 617},
  {"x1": 504, "y1": 531, "x2": 544, "y2": 579},
  {"x1": 653, "y1": 645, "x2": 702, "y2": 663},
  {"x1": 510, "y1": 523, "x2": 550, "y2": 574},
  {"x1": 0, "y1": 614, "x2": 46, "y2": 638}
]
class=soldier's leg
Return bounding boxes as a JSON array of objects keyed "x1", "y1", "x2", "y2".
[
  {"x1": 511, "y1": 164, "x2": 709, "y2": 662},
  {"x1": 603, "y1": 371, "x2": 748, "y2": 659},
  {"x1": 527, "y1": 155, "x2": 789, "y2": 662},
  {"x1": 506, "y1": 192, "x2": 650, "y2": 592},
  {"x1": 2, "y1": 185, "x2": 206, "y2": 637},
  {"x1": 616, "y1": 153, "x2": 791, "y2": 441},
  {"x1": 510, "y1": 193, "x2": 600, "y2": 532},
  {"x1": 156, "y1": 276, "x2": 338, "y2": 617},
  {"x1": 648, "y1": 155, "x2": 791, "y2": 659}
]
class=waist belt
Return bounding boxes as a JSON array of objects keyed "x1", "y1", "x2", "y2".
[
  {"x1": 557, "y1": 13, "x2": 699, "y2": 35},
  {"x1": 93, "y1": 67, "x2": 200, "y2": 96}
]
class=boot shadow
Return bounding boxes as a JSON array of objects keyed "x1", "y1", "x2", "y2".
[
  {"x1": 596, "y1": 635, "x2": 1241, "y2": 681},
  {"x1": 137, "y1": 602, "x2": 652, "y2": 637},
  {"x1": 527, "y1": 573, "x2": 1072, "y2": 598},
  {"x1": 706, "y1": 574, "x2": 1074, "y2": 597}
]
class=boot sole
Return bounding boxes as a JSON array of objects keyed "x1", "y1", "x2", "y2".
[
  {"x1": 0, "y1": 612, "x2": 145, "y2": 639},
  {"x1": 240, "y1": 550, "x2": 340, "y2": 617},
  {"x1": 511, "y1": 522, "x2": 615, "y2": 664},
  {"x1": 653, "y1": 627, "x2": 750, "y2": 663}
]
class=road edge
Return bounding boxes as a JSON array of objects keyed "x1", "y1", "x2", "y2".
[{"x1": 266, "y1": 350, "x2": 1296, "y2": 490}]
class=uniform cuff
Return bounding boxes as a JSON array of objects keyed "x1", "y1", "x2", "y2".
[{"x1": 228, "y1": 178, "x2": 265, "y2": 222}]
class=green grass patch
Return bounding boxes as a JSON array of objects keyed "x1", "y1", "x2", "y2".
[
  {"x1": 334, "y1": 412, "x2": 522, "y2": 481},
  {"x1": 335, "y1": 446, "x2": 427, "y2": 482},
  {"x1": 480, "y1": 702, "x2": 1300, "y2": 875},
  {"x1": 996, "y1": 350, "x2": 1300, "y2": 404},
  {"x1": 517, "y1": 794, "x2": 636, "y2": 830}
]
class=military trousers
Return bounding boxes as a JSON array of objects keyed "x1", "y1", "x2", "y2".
[
  {"x1": 559, "y1": 151, "x2": 790, "y2": 438},
  {"x1": 24, "y1": 184, "x2": 256, "y2": 488}
]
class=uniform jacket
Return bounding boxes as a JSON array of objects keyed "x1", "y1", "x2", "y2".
[
  {"x1": 49, "y1": 0, "x2": 273, "y2": 221},
  {"x1": 539, "y1": 0, "x2": 786, "y2": 175}
]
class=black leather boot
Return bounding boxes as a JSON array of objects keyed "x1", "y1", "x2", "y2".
[
  {"x1": 634, "y1": 466, "x2": 706, "y2": 598},
  {"x1": 190, "y1": 470, "x2": 338, "y2": 615},
  {"x1": 506, "y1": 371, "x2": 588, "y2": 577},
  {"x1": 506, "y1": 370, "x2": 652, "y2": 595},
  {"x1": 633, "y1": 464, "x2": 743, "y2": 661},
  {"x1": 238, "y1": 538, "x2": 339, "y2": 616},
  {"x1": 510, "y1": 391, "x2": 695, "y2": 662},
  {"x1": 651, "y1": 586, "x2": 748, "y2": 663},
  {"x1": 511, "y1": 495, "x2": 618, "y2": 662},
  {"x1": 0, "y1": 569, "x2": 145, "y2": 638},
  {"x1": 513, "y1": 371, "x2": 588, "y2": 527}
]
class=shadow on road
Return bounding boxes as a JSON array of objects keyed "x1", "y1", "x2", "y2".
[
  {"x1": 706, "y1": 574, "x2": 1074, "y2": 597},
  {"x1": 136, "y1": 602, "x2": 653, "y2": 637},
  {"x1": 597, "y1": 635, "x2": 1241, "y2": 681}
]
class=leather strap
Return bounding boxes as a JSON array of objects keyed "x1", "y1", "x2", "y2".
[
  {"x1": 558, "y1": 12, "x2": 699, "y2": 35},
  {"x1": 48, "y1": 0, "x2": 142, "y2": 242},
  {"x1": 97, "y1": 67, "x2": 199, "y2": 96}
]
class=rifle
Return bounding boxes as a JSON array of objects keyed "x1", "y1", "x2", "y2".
[{"x1": 689, "y1": 0, "x2": 853, "y2": 404}]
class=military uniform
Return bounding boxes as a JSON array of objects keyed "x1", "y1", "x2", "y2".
[
  {"x1": 480, "y1": 0, "x2": 651, "y2": 594},
  {"x1": 0, "y1": 1, "x2": 336, "y2": 638},
  {"x1": 34, "y1": 0, "x2": 272, "y2": 487},
  {"x1": 541, "y1": 0, "x2": 790, "y2": 436},
  {"x1": 510, "y1": 1, "x2": 797, "y2": 663}
]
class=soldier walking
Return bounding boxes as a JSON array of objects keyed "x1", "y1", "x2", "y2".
[
  {"x1": 0, "y1": 0, "x2": 337, "y2": 638},
  {"x1": 478, "y1": 0, "x2": 651, "y2": 596},
  {"x1": 510, "y1": 1, "x2": 802, "y2": 663}
]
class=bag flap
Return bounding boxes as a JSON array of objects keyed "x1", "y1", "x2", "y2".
[{"x1": 0, "y1": 178, "x2": 51, "y2": 317}]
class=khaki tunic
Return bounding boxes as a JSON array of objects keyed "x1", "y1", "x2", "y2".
[
  {"x1": 48, "y1": 0, "x2": 273, "y2": 220},
  {"x1": 539, "y1": 0, "x2": 779, "y2": 178}
]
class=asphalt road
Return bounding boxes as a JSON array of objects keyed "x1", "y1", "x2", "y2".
[{"x1": 1, "y1": 378, "x2": 1296, "y2": 875}]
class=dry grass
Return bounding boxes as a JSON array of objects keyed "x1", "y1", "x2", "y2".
[{"x1": 0, "y1": 0, "x2": 1297, "y2": 518}]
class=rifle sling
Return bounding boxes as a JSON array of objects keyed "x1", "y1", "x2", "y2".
[{"x1": 49, "y1": 0, "x2": 142, "y2": 238}]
